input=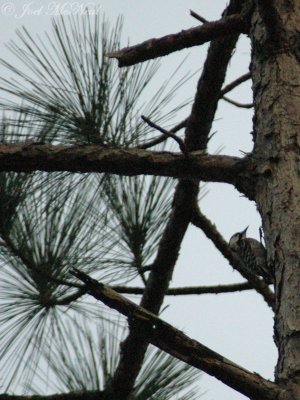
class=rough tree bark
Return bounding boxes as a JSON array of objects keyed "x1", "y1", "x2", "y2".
[{"x1": 250, "y1": 2, "x2": 300, "y2": 398}]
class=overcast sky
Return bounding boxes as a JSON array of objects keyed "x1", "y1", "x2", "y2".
[{"x1": 0, "y1": 2, "x2": 276, "y2": 399}]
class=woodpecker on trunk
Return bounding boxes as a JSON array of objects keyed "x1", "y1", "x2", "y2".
[{"x1": 229, "y1": 227, "x2": 273, "y2": 284}]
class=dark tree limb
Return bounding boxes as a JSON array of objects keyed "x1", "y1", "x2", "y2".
[
  {"x1": 220, "y1": 72, "x2": 251, "y2": 96},
  {"x1": 0, "y1": 392, "x2": 104, "y2": 400},
  {"x1": 189, "y1": 10, "x2": 208, "y2": 24},
  {"x1": 71, "y1": 269, "x2": 283, "y2": 400},
  {"x1": 185, "y1": 1, "x2": 243, "y2": 151},
  {"x1": 141, "y1": 115, "x2": 187, "y2": 154},
  {"x1": 0, "y1": 143, "x2": 256, "y2": 198},
  {"x1": 55, "y1": 282, "x2": 254, "y2": 305},
  {"x1": 114, "y1": 282, "x2": 253, "y2": 295},
  {"x1": 222, "y1": 96, "x2": 253, "y2": 108},
  {"x1": 137, "y1": 118, "x2": 188, "y2": 150},
  {"x1": 191, "y1": 207, "x2": 275, "y2": 310},
  {"x1": 106, "y1": 15, "x2": 247, "y2": 67}
]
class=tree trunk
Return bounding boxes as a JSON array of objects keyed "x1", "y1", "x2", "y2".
[{"x1": 251, "y1": 2, "x2": 300, "y2": 397}]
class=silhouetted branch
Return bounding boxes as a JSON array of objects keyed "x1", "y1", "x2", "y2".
[
  {"x1": 185, "y1": 5, "x2": 242, "y2": 150},
  {"x1": 141, "y1": 116, "x2": 187, "y2": 154},
  {"x1": 0, "y1": 391, "x2": 104, "y2": 400},
  {"x1": 107, "y1": 15, "x2": 247, "y2": 67},
  {"x1": 0, "y1": 143, "x2": 255, "y2": 195},
  {"x1": 222, "y1": 96, "x2": 253, "y2": 108},
  {"x1": 55, "y1": 281, "x2": 253, "y2": 305},
  {"x1": 137, "y1": 118, "x2": 188, "y2": 150},
  {"x1": 189, "y1": 10, "x2": 208, "y2": 24},
  {"x1": 220, "y1": 72, "x2": 251, "y2": 95},
  {"x1": 115, "y1": 282, "x2": 253, "y2": 295}
]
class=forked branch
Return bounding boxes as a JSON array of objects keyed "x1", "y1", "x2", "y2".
[{"x1": 141, "y1": 115, "x2": 187, "y2": 154}]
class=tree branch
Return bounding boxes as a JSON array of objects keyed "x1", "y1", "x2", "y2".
[
  {"x1": 114, "y1": 282, "x2": 253, "y2": 295},
  {"x1": 55, "y1": 282, "x2": 254, "y2": 305},
  {"x1": 222, "y1": 96, "x2": 253, "y2": 108},
  {"x1": 191, "y1": 207, "x2": 275, "y2": 310},
  {"x1": 106, "y1": 15, "x2": 247, "y2": 67},
  {"x1": 220, "y1": 72, "x2": 251, "y2": 96},
  {"x1": 189, "y1": 10, "x2": 208, "y2": 24},
  {"x1": 185, "y1": 1, "x2": 243, "y2": 151},
  {"x1": 137, "y1": 118, "x2": 188, "y2": 150},
  {"x1": 0, "y1": 392, "x2": 104, "y2": 400},
  {"x1": 71, "y1": 269, "x2": 282, "y2": 400},
  {"x1": 0, "y1": 143, "x2": 255, "y2": 196},
  {"x1": 141, "y1": 115, "x2": 187, "y2": 154}
]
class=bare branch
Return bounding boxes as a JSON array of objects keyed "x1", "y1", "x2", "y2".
[
  {"x1": 189, "y1": 10, "x2": 208, "y2": 24},
  {"x1": 71, "y1": 269, "x2": 282, "y2": 400},
  {"x1": 106, "y1": 15, "x2": 247, "y2": 67},
  {"x1": 222, "y1": 96, "x2": 253, "y2": 108},
  {"x1": 55, "y1": 282, "x2": 253, "y2": 305},
  {"x1": 0, "y1": 392, "x2": 103, "y2": 400},
  {"x1": 141, "y1": 115, "x2": 187, "y2": 154},
  {"x1": 137, "y1": 118, "x2": 188, "y2": 150},
  {"x1": 191, "y1": 207, "x2": 275, "y2": 310},
  {"x1": 220, "y1": 72, "x2": 251, "y2": 96},
  {"x1": 115, "y1": 282, "x2": 253, "y2": 295},
  {"x1": 0, "y1": 143, "x2": 254, "y2": 193},
  {"x1": 185, "y1": 7, "x2": 242, "y2": 150}
]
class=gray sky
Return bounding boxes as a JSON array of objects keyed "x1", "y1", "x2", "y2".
[{"x1": 0, "y1": 1, "x2": 276, "y2": 399}]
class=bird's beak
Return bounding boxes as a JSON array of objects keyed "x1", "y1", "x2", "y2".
[{"x1": 242, "y1": 226, "x2": 249, "y2": 235}]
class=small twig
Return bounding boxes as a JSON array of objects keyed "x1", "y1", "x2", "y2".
[
  {"x1": 218, "y1": 73, "x2": 253, "y2": 109},
  {"x1": 222, "y1": 96, "x2": 253, "y2": 108},
  {"x1": 141, "y1": 115, "x2": 188, "y2": 154},
  {"x1": 220, "y1": 72, "x2": 251, "y2": 96},
  {"x1": 114, "y1": 282, "x2": 252, "y2": 295},
  {"x1": 51, "y1": 280, "x2": 254, "y2": 306},
  {"x1": 190, "y1": 10, "x2": 208, "y2": 24},
  {"x1": 138, "y1": 118, "x2": 188, "y2": 150}
]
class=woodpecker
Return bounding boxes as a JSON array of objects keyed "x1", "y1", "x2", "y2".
[{"x1": 229, "y1": 227, "x2": 273, "y2": 284}]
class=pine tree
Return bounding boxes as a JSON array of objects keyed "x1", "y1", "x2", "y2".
[{"x1": 1, "y1": 1, "x2": 300, "y2": 399}]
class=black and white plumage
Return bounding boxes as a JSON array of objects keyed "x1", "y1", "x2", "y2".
[{"x1": 229, "y1": 227, "x2": 273, "y2": 284}]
